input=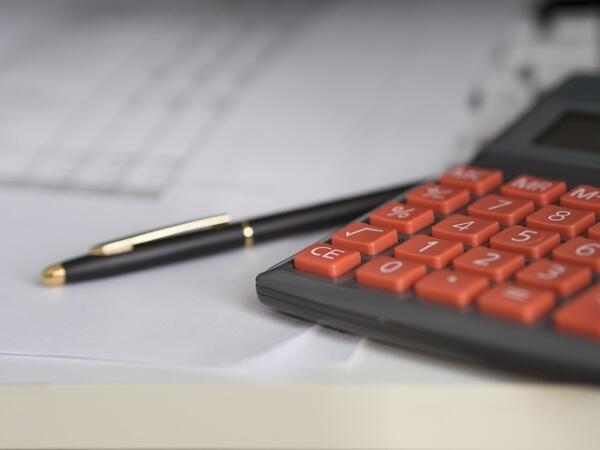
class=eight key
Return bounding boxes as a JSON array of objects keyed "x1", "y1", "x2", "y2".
[{"x1": 526, "y1": 205, "x2": 595, "y2": 238}]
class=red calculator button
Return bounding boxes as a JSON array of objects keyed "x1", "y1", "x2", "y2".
[
  {"x1": 489, "y1": 226, "x2": 560, "y2": 259},
  {"x1": 369, "y1": 202, "x2": 434, "y2": 234},
  {"x1": 355, "y1": 256, "x2": 426, "y2": 293},
  {"x1": 554, "y1": 285, "x2": 600, "y2": 339},
  {"x1": 439, "y1": 165, "x2": 503, "y2": 195},
  {"x1": 515, "y1": 259, "x2": 592, "y2": 297},
  {"x1": 478, "y1": 284, "x2": 555, "y2": 324},
  {"x1": 331, "y1": 223, "x2": 397, "y2": 255},
  {"x1": 394, "y1": 235, "x2": 463, "y2": 269},
  {"x1": 526, "y1": 205, "x2": 595, "y2": 238},
  {"x1": 553, "y1": 237, "x2": 600, "y2": 272},
  {"x1": 294, "y1": 243, "x2": 361, "y2": 278},
  {"x1": 500, "y1": 174, "x2": 566, "y2": 206},
  {"x1": 405, "y1": 183, "x2": 470, "y2": 214},
  {"x1": 415, "y1": 269, "x2": 488, "y2": 308},
  {"x1": 453, "y1": 247, "x2": 525, "y2": 282},
  {"x1": 467, "y1": 194, "x2": 534, "y2": 226},
  {"x1": 431, "y1": 214, "x2": 499, "y2": 246},
  {"x1": 590, "y1": 223, "x2": 600, "y2": 240},
  {"x1": 560, "y1": 184, "x2": 600, "y2": 214}
]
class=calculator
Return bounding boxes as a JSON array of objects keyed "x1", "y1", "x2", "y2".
[{"x1": 255, "y1": 75, "x2": 600, "y2": 381}]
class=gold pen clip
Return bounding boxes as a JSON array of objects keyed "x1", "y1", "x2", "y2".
[{"x1": 88, "y1": 213, "x2": 232, "y2": 256}]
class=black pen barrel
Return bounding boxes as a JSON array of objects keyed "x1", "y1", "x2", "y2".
[
  {"x1": 250, "y1": 185, "x2": 411, "y2": 242},
  {"x1": 63, "y1": 225, "x2": 245, "y2": 282}
]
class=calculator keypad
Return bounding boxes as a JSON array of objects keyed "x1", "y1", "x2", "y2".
[{"x1": 293, "y1": 166, "x2": 600, "y2": 343}]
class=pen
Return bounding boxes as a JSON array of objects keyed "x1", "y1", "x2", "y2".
[{"x1": 41, "y1": 181, "x2": 416, "y2": 286}]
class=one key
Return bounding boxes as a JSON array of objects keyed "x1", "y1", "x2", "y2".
[
  {"x1": 515, "y1": 259, "x2": 592, "y2": 297},
  {"x1": 369, "y1": 202, "x2": 434, "y2": 234},
  {"x1": 439, "y1": 165, "x2": 503, "y2": 195},
  {"x1": 560, "y1": 184, "x2": 600, "y2": 215},
  {"x1": 394, "y1": 235, "x2": 463, "y2": 269},
  {"x1": 554, "y1": 285, "x2": 600, "y2": 339},
  {"x1": 331, "y1": 223, "x2": 397, "y2": 255},
  {"x1": 294, "y1": 243, "x2": 361, "y2": 278},
  {"x1": 355, "y1": 256, "x2": 426, "y2": 293},
  {"x1": 467, "y1": 194, "x2": 534, "y2": 226},
  {"x1": 453, "y1": 247, "x2": 524, "y2": 282},
  {"x1": 590, "y1": 223, "x2": 600, "y2": 240},
  {"x1": 553, "y1": 237, "x2": 600, "y2": 272},
  {"x1": 405, "y1": 183, "x2": 470, "y2": 214},
  {"x1": 414, "y1": 269, "x2": 488, "y2": 307},
  {"x1": 526, "y1": 205, "x2": 595, "y2": 238},
  {"x1": 431, "y1": 214, "x2": 499, "y2": 246},
  {"x1": 490, "y1": 226, "x2": 560, "y2": 259},
  {"x1": 478, "y1": 283, "x2": 555, "y2": 324},
  {"x1": 500, "y1": 174, "x2": 566, "y2": 206}
]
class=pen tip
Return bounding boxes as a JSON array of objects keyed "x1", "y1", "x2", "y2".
[{"x1": 41, "y1": 264, "x2": 66, "y2": 287}]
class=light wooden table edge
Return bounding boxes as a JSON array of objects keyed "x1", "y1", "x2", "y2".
[{"x1": 0, "y1": 382, "x2": 598, "y2": 449}]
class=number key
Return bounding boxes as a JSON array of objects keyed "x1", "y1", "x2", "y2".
[
  {"x1": 515, "y1": 259, "x2": 592, "y2": 297},
  {"x1": 553, "y1": 237, "x2": 600, "y2": 272},
  {"x1": 489, "y1": 225, "x2": 560, "y2": 259},
  {"x1": 526, "y1": 205, "x2": 595, "y2": 238},
  {"x1": 453, "y1": 247, "x2": 525, "y2": 282},
  {"x1": 355, "y1": 256, "x2": 426, "y2": 292},
  {"x1": 432, "y1": 214, "x2": 499, "y2": 246},
  {"x1": 467, "y1": 194, "x2": 534, "y2": 226},
  {"x1": 394, "y1": 234, "x2": 463, "y2": 269}
]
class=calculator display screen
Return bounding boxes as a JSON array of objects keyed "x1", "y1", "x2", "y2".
[{"x1": 536, "y1": 111, "x2": 600, "y2": 153}]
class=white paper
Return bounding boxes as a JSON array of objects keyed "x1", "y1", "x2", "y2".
[{"x1": 1, "y1": 0, "x2": 524, "y2": 368}]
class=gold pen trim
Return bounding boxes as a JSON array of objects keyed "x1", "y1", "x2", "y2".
[
  {"x1": 89, "y1": 213, "x2": 232, "y2": 256},
  {"x1": 41, "y1": 264, "x2": 66, "y2": 287},
  {"x1": 241, "y1": 222, "x2": 254, "y2": 247}
]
